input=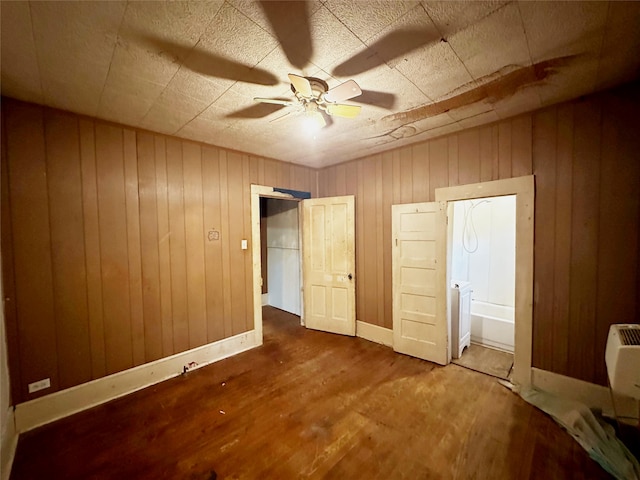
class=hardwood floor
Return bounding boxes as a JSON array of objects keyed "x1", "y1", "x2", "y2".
[
  {"x1": 10, "y1": 307, "x2": 611, "y2": 479},
  {"x1": 452, "y1": 344, "x2": 514, "y2": 380}
]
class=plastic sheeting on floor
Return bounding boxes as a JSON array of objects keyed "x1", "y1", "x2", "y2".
[{"x1": 520, "y1": 387, "x2": 639, "y2": 480}]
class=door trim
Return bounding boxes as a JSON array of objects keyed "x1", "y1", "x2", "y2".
[
  {"x1": 250, "y1": 185, "x2": 300, "y2": 346},
  {"x1": 435, "y1": 175, "x2": 534, "y2": 388}
]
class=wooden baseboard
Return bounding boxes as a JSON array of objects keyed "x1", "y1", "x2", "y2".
[
  {"x1": 1, "y1": 407, "x2": 17, "y2": 480},
  {"x1": 14, "y1": 330, "x2": 260, "y2": 433},
  {"x1": 531, "y1": 367, "x2": 639, "y2": 421},
  {"x1": 356, "y1": 321, "x2": 393, "y2": 347}
]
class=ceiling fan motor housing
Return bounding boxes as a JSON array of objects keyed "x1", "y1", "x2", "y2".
[{"x1": 291, "y1": 77, "x2": 332, "y2": 112}]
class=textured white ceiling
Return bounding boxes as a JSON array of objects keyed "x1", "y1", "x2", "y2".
[{"x1": 2, "y1": 1, "x2": 639, "y2": 168}]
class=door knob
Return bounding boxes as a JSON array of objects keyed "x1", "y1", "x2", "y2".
[{"x1": 348, "y1": 273, "x2": 353, "y2": 280}]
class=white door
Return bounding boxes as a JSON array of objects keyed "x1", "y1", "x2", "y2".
[
  {"x1": 302, "y1": 196, "x2": 356, "y2": 336},
  {"x1": 392, "y1": 202, "x2": 447, "y2": 364}
]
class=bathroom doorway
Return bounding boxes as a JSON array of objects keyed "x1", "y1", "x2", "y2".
[{"x1": 449, "y1": 195, "x2": 516, "y2": 379}]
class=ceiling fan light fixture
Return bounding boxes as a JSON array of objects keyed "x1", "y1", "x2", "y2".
[{"x1": 303, "y1": 110, "x2": 326, "y2": 131}]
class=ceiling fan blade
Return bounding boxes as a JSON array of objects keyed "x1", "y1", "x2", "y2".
[
  {"x1": 227, "y1": 103, "x2": 287, "y2": 119},
  {"x1": 254, "y1": 97, "x2": 297, "y2": 107},
  {"x1": 130, "y1": 32, "x2": 279, "y2": 86},
  {"x1": 288, "y1": 73, "x2": 313, "y2": 97},
  {"x1": 325, "y1": 104, "x2": 362, "y2": 119},
  {"x1": 354, "y1": 90, "x2": 396, "y2": 109},
  {"x1": 332, "y1": 28, "x2": 440, "y2": 77},
  {"x1": 324, "y1": 79, "x2": 362, "y2": 103},
  {"x1": 259, "y1": 1, "x2": 312, "y2": 70}
]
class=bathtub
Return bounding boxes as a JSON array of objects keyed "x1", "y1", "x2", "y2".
[{"x1": 469, "y1": 300, "x2": 514, "y2": 352}]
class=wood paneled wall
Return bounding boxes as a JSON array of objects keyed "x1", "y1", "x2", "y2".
[
  {"x1": 318, "y1": 116, "x2": 533, "y2": 336},
  {"x1": 318, "y1": 83, "x2": 640, "y2": 386},
  {"x1": 1, "y1": 98, "x2": 317, "y2": 403},
  {"x1": 2, "y1": 83, "x2": 639, "y2": 402},
  {"x1": 532, "y1": 86, "x2": 640, "y2": 385}
]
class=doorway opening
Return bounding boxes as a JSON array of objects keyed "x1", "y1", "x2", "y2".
[
  {"x1": 449, "y1": 195, "x2": 516, "y2": 380},
  {"x1": 260, "y1": 197, "x2": 302, "y2": 317},
  {"x1": 251, "y1": 185, "x2": 302, "y2": 345},
  {"x1": 251, "y1": 186, "x2": 357, "y2": 346},
  {"x1": 436, "y1": 175, "x2": 534, "y2": 388}
]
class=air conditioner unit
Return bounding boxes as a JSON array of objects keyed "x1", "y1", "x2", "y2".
[{"x1": 605, "y1": 324, "x2": 640, "y2": 400}]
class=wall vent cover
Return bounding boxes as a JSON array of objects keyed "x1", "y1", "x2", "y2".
[
  {"x1": 605, "y1": 324, "x2": 640, "y2": 400},
  {"x1": 619, "y1": 327, "x2": 640, "y2": 346}
]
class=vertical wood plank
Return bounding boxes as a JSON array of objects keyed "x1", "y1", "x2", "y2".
[
  {"x1": 375, "y1": 156, "x2": 385, "y2": 327},
  {"x1": 511, "y1": 115, "x2": 533, "y2": 177},
  {"x1": 568, "y1": 99, "x2": 601, "y2": 382},
  {"x1": 257, "y1": 157, "x2": 265, "y2": 186},
  {"x1": 491, "y1": 125, "x2": 500, "y2": 181},
  {"x1": 227, "y1": 152, "x2": 247, "y2": 334},
  {"x1": 6, "y1": 103, "x2": 59, "y2": 398},
  {"x1": 324, "y1": 166, "x2": 337, "y2": 197},
  {"x1": 399, "y1": 147, "x2": 413, "y2": 204},
  {"x1": 447, "y1": 135, "x2": 459, "y2": 187},
  {"x1": 531, "y1": 107, "x2": 557, "y2": 373},
  {"x1": 1, "y1": 101, "x2": 24, "y2": 403},
  {"x1": 123, "y1": 129, "x2": 145, "y2": 366},
  {"x1": 218, "y1": 151, "x2": 233, "y2": 337},
  {"x1": 381, "y1": 152, "x2": 394, "y2": 328},
  {"x1": 44, "y1": 110, "x2": 92, "y2": 389},
  {"x1": 202, "y1": 146, "x2": 225, "y2": 342},
  {"x1": 335, "y1": 164, "x2": 346, "y2": 196},
  {"x1": 392, "y1": 150, "x2": 402, "y2": 205},
  {"x1": 79, "y1": 119, "x2": 106, "y2": 379},
  {"x1": 344, "y1": 162, "x2": 361, "y2": 320},
  {"x1": 249, "y1": 156, "x2": 260, "y2": 185},
  {"x1": 479, "y1": 126, "x2": 495, "y2": 183},
  {"x1": 411, "y1": 143, "x2": 429, "y2": 202},
  {"x1": 458, "y1": 129, "x2": 480, "y2": 185},
  {"x1": 183, "y1": 142, "x2": 208, "y2": 348},
  {"x1": 263, "y1": 159, "x2": 277, "y2": 188},
  {"x1": 594, "y1": 92, "x2": 640, "y2": 384},
  {"x1": 95, "y1": 123, "x2": 133, "y2": 375},
  {"x1": 242, "y1": 154, "x2": 253, "y2": 333},
  {"x1": 277, "y1": 161, "x2": 291, "y2": 189},
  {"x1": 356, "y1": 160, "x2": 365, "y2": 323},
  {"x1": 429, "y1": 138, "x2": 449, "y2": 198},
  {"x1": 362, "y1": 159, "x2": 378, "y2": 324},
  {"x1": 498, "y1": 121, "x2": 512, "y2": 179},
  {"x1": 552, "y1": 104, "x2": 574, "y2": 376},
  {"x1": 166, "y1": 138, "x2": 189, "y2": 353},
  {"x1": 155, "y1": 136, "x2": 174, "y2": 356},
  {"x1": 136, "y1": 132, "x2": 163, "y2": 362}
]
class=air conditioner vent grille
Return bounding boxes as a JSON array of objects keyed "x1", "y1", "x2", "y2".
[{"x1": 619, "y1": 328, "x2": 640, "y2": 346}]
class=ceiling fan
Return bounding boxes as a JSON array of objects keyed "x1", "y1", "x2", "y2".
[
  {"x1": 132, "y1": 2, "x2": 436, "y2": 119},
  {"x1": 253, "y1": 74, "x2": 363, "y2": 128}
]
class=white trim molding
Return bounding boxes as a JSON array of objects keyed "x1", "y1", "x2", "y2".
[
  {"x1": 250, "y1": 184, "x2": 298, "y2": 348},
  {"x1": 531, "y1": 367, "x2": 639, "y2": 421},
  {"x1": 14, "y1": 330, "x2": 259, "y2": 433},
  {"x1": 357, "y1": 321, "x2": 393, "y2": 348},
  {"x1": 436, "y1": 175, "x2": 535, "y2": 388},
  {"x1": 1, "y1": 407, "x2": 17, "y2": 480}
]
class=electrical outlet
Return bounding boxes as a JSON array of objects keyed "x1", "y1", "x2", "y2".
[{"x1": 28, "y1": 378, "x2": 51, "y2": 393}]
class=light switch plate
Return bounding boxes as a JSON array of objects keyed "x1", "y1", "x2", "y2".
[{"x1": 241, "y1": 239, "x2": 248, "y2": 250}]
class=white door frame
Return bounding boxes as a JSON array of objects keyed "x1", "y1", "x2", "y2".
[
  {"x1": 250, "y1": 185, "x2": 300, "y2": 345},
  {"x1": 435, "y1": 175, "x2": 534, "y2": 388}
]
